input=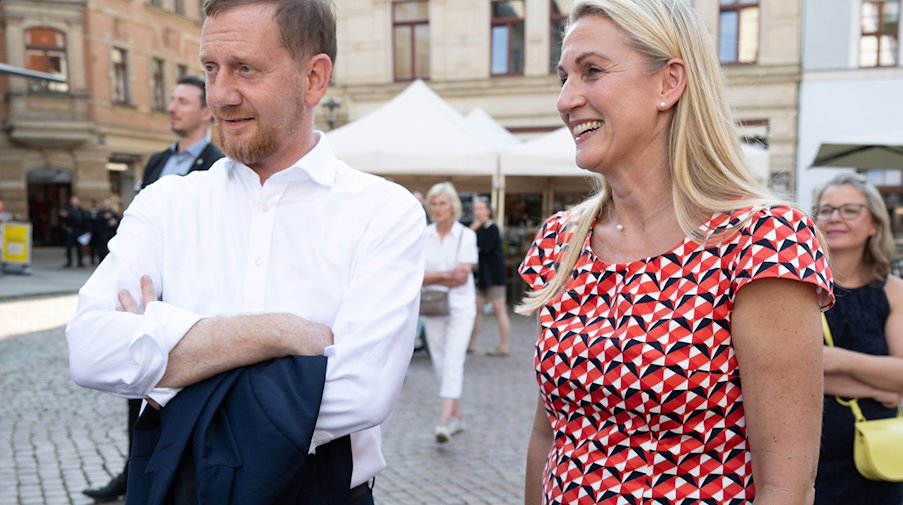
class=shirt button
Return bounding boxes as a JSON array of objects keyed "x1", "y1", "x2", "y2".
[{"x1": 254, "y1": 257, "x2": 263, "y2": 266}]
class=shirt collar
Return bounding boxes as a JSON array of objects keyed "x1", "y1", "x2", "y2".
[
  {"x1": 171, "y1": 138, "x2": 209, "y2": 157},
  {"x1": 227, "y1": 131, "x2": 337, "y2": 187}
]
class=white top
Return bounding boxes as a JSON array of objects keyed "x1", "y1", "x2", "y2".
[
  {"x1": 66, "y1": 133, "x2": 426, "y2": 487},
  {"x1": 423, "y1": 221, "x2": 478, "y2": 308}
]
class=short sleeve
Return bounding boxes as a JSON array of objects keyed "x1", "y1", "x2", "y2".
[
  {"x1": 519, "y1": 211, "x2": 570, "y2": 291},
  {"x1": 732, "y1": 205, "x2": 834, "y2": 310}
]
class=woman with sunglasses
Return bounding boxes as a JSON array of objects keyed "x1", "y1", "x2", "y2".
[{"x1": 814, "y1": 173, "x2": 903, "y2": 505}]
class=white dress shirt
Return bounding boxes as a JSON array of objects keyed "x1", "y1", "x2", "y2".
[
  {"x1": 66, "y1": 133, "x2": 426, "y2": 487},
  {"x1": 423, "y1": 222, "x2": 478, "y2": 308}
]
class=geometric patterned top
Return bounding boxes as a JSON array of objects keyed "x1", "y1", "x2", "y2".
[{"x1": 519, "y1": 205, "x2": 834, "y2": 504}]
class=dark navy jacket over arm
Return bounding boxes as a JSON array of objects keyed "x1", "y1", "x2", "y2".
[{"x1": 126, "y1": 355, "x2": 352, "y2": 505}]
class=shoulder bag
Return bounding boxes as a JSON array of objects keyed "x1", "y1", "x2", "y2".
[
  {"x1": 420, "y1": 229, "x2": 464, "y2": 317},
  {"x1": 823, "y1": 314, "x2": 903, "y2": 482}
]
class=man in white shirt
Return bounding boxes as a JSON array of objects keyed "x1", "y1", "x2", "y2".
[{"x1": 67, "y1": 1, "x2": 425, "y2": 503}]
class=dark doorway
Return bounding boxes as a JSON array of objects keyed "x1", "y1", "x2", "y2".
[{"x1": 27, "y1": 168, "x2": 72, "y2": 246}]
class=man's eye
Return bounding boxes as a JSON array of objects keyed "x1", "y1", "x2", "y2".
[{"x1": 240, "y1": 65, "x2": 252, "y2": 73}]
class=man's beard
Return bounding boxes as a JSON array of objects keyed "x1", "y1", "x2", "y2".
[{"x1": 215, "y1": 112, "x2": 280, "y2": 166}]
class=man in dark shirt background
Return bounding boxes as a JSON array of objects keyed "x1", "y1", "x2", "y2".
[{"x1": 139, "y1": 75, "x2": 223, "y2": 190}]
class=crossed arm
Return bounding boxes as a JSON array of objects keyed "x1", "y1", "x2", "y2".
[
  {"x1": 823, "y1": 275, "x2": 903, "y2": 407},
  {"x1": 118, "y1": 275, "x2": 332, "y2": 391}
]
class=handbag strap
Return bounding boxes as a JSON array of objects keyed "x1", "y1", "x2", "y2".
[{"x1": 822, "y1": 313, "x2": 903, "y2": 421}]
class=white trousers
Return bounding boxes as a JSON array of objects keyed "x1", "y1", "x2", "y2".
[{"x1": 423, "y1": 306, "x2": 475, "y2": 399}]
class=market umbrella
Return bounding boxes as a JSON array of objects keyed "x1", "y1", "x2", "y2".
[{"x1": 810, "y1": 130, "x2": 903, "y2": 169}]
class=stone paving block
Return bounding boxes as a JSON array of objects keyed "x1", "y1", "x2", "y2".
[{"x1": 3, "y1": 302, "x2": 543, "y2": 503}]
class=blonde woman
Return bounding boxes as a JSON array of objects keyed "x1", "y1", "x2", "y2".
[
  {"x1": 519, "y1": 1, "x2": 833, "y2": 504},
  {"x1": 814, "y1": 173, "x2": 903, "y2": 505},
  {"x1": 422, "y1": 182, "x2": 477, "y2": 443}
]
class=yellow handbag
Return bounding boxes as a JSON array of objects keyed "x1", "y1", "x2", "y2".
[{"x1": 823, "y1": 314, "x2": 903, "y2": 482}]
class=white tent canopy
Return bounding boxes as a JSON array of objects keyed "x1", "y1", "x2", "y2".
[
  {"x1": 326, "y1": 80, "x2": 498, "y2": 175},
  {"x1": 501, "y1": 126, "x2": 771, "y2": 181},
  {"x1": 500, "y1": 127, "x2": 588, "y2": 177},
  {"x1": 464, "y1": 108, "x2": 521, "y2": 149}
]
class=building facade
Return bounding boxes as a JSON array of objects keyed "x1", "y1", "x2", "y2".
[
  {"x1": 326, "y1": 0, "x2": 803, "y2": 200},
  {"x1": 0, "y1": 0, "x2": 205, "y2": 245},
  {"x1": 797, "y1": 0, "x2": 903, "y2": 232},
  {"x1": 0, "y1": 0, "x2": 806, "y2": 246}
]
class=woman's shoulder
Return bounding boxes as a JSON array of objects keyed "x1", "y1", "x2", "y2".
[{"x1": 884, "y1": 274, "x2": 903, "y2": 304}]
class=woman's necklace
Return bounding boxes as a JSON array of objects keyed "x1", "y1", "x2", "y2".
[{"x1": 607, "y1": 199, "x2": 673, "y2": 232}]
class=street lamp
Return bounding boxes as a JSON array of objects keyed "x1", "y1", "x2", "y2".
[{"x1": 323, "y1": 98, "x2": 341, "y2": 130}]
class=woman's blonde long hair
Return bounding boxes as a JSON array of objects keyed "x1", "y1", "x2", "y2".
[
  {"x1": 814, "y1": 173, "x2": 896, "y2": 281},
  {"x1": 517, "y1": 0, "x2": 780, "y2": 315}
]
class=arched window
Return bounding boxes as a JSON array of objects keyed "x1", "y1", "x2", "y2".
[{"x1": 25, "y1": 27, "x2": 69, "y2": 93}]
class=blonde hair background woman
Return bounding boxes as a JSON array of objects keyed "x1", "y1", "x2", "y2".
[
  {"x1": 421, "y1": 182, "x2": 478, "y2": 443},
  {"x1": 814, "y1": 173, "x2": 903, "y2": 505},
  {"x1": 518, "y1": 1, "x2": 833, "y2": 504}
]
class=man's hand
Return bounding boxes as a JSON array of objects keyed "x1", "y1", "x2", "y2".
[{"x1": 117, "y1": 274, "x2": 158, "y2": 314}]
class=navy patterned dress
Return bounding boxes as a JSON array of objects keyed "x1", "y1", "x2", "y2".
[{"x1": 816, "y1": 279, "x2": 903, "y2": 505}]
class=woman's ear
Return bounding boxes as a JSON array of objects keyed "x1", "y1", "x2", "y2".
[{"x1": 657, "y1": 58, "x2": 687, "y2": 110}]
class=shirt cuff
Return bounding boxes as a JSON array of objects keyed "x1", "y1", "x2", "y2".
[
  {"x1": 147, "y1": 387, "x2": 182, "y2": 408},
  {"x1": 127, "y1": 301, "x2": 203, "y2": 398}
]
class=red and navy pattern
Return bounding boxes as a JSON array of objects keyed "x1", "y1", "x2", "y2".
[{"x1": 520, "y1": 206, "x2": 833, "y2": 505}]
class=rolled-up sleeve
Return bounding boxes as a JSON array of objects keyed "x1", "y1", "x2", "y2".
[
  {"x1": 66, "y1": 180, "x2": 202, "y2": 399},
  {"x1": 310, "y1": 192, "x2": 426, "y2": 448}
]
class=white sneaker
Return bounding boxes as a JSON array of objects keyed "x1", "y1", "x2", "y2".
[
  {"x1": 435, "y1": 424, "x2": 451, "y2": 443},
  {"x1": 448, "y1": 417, "x2": 466, "y2": 436}
]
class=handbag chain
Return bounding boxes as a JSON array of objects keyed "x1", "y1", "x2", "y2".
[{"x1": 822, "y1": 313, "x2": 903, "y2": 422}]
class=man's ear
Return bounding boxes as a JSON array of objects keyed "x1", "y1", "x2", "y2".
[
  {"x1": 201, "y1": 105, "x2": 214, "y2": 124},
  {"x1": 657, "y1": 58, "x2": 687, "y2": 109},
  {"x1": 304, "y1": 53, "x2": 333, "y2": 107}
]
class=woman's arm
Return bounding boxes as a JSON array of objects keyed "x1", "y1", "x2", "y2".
[
  {"x1": 825, "y1": 373, "x2": 902, "y2": 408},
  {"x1": 525, "y1": 397, "x2": 553, "y2": 505},
  {"x1": 732, "y1": 278, "x2": 822, "y2": 505},
  {"x1": 823, "y1": 276, "x2": 903, "y2": 392},
  {"x1": 822, "y1": 347, "x2": 903, "y2": 392},
  {"x1": 423, "y1": 264, "x2": 473, "y2": 288}
]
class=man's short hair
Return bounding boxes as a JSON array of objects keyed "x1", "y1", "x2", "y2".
[
  {"x1": 177, "y1": 75, "x2": 207, "y2": 107},
  {"x1": 204, "y1": 0, "x2": 337, "y2": 65}
]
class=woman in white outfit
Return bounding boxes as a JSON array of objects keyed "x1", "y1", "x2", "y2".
[{"x1": 422, "y1": 182, "x2": 478, "y2": 443}]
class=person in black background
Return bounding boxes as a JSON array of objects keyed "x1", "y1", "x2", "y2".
[
  {"x1": 468, "y1": 197, "x2": 511, "y2": 356},
  {"x1": 59, "y1": 196, "x2": 86, "y2": 268}
]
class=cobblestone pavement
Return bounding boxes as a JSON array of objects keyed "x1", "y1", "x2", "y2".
[{"x1": 0, "y1": 296, "x2": 540, "y2": 504}]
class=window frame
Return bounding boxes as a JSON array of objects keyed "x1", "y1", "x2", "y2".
[
  {"x1": 491, "y1": 0, "x2": 526, "y2": 76},
  {"x1": 111, "y1": 47, "x2": 131, "y2": 105},
  {"x1": 24, "y1": 27, "x2": 69, "y2": 93},
  {"x1": 151, "y1": 57, "x2": 166, "y2": 111},
  {"x1": 392, "y1": 0, "x2": 430, "y2": 82},
  {"x1": 859, "y1": 0, "x2": 900, "y2": 67},
  {"x1": 718, "y1": 0, "x2": 760, "y2": 65},
  {"x1": 549, "y1": 0, "x2": 571, "y2": 74}
]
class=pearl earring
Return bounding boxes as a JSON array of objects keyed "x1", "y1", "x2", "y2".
[{"x1": 659, "y1": 101, "x2": 667, "y2": 109}]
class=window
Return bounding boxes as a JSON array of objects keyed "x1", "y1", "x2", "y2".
[
  {"x1": 860, "y1": 0, "x2": 900, "y2": 67},
  {"x1": 719, "y1": 0, "x2": 759, "y2": 64},
  {"x1": 550, "y1": 0, "x2": 573, "y2": 73},
  {"x1": 393, "y1": 1, "x2": 430, "y2": 81},
  {"x1": 152, "y1": 58, "x2": 166, "y2": 111},
  {"x1": 24, "y1": 28, "x2": 69, "y2": 93},
  {"x1": 174, "y1": 0, "x2": 185, "y2": 15},
  {"x1": 148, "y1": 0, "x2": 162, "y2": 7},
  {"x1": 111, "y1": 47, "x2": 130, "y2": 104},
  {"x1": 177, "y1": 63, "x2": 188, "y2": 79},
  {"x1": 491, "y1": 1, "x2": 526, "y2": 75}
]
